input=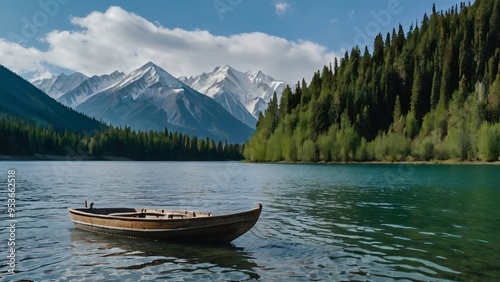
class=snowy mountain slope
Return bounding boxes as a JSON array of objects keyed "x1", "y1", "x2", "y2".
[
  {"x1": 180, "y1": 65, "x2": 286, "y2": 124},
  {"x1": 57, "y1": 71, "x2": 125, "y2": 108},
  {"x1": 31, "y1": 72, "x2": 88, "y2": 99},
  {"x1": 74, "y1": 62, "x2": 254, "y2": 142}
]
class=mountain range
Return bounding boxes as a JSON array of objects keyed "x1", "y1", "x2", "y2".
[
  {"x1": 32, "y1": 72, "x2": 88, "y2": 100},
  {"x1": 180, "y1": 65, "x2": 285, "y2": 128},
  {"x1": 32, "y1": 63, "x2": 285, "y2": 142}
]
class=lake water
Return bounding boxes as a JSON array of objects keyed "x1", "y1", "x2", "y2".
[{"x1": 0, "y1": 161, "x2": 498, "y2": 281}]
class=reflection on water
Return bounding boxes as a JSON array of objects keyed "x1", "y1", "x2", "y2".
[
  {"x1": 0, "y1": 162, "x2": 498, "y2": 281},
  {"x1": 69, "y1": 230, "x2": 260, "y2": 280}
]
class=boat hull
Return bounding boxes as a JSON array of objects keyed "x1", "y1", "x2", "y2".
[{"x1": 68, "y1": 204, "x2": 262, "y2": 243}]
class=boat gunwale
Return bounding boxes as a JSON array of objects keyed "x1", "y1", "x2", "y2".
[{"x1": 68, "y1": 203, "x2": 262, "y2": 222}]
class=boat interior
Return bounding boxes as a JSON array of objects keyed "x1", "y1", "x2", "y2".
[{"x1": 74, "y1": 207, "x2": 212, "y2": 219}]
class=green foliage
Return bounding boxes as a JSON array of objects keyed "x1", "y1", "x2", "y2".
[
  {"x1": 419, "y1": 137, "x2": 435, "y2": 161},
  {"x1": 487, "y1": 64, "x2": 500, "y2": 121},
  {"x1": 245, "y1": 0, "x2": 500, "y2": 163},
  {"x1": 317, "y1": 134, "x2": 333, "y2": 162},
  {"x1": 355, "y1": 137, "x2": 369, "y2": 161},
  {"x1": 405, "y1": 112, "x2": 419, "y2": 139},
  {"x1": 301, "y1": 140, "x2": 317, "y2": 162},
  {"x1": 366, "y1": 131, "x2": 410, "y2": 161},
  {"x1": 477, "y1": 122, "x2": 500, "y2": 161},
  {"x1": 435, "y1": 130, "x2": 461, "y2": 160},
  {"x1": 336, "y1": 112, "x2": 359, "y2": 162},
  {"x1": 265, "y1": 129, "x2": 283, "y2": 162}
]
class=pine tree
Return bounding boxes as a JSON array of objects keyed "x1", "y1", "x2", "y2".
[
  {"x1": 488, "y1": 64, "x2": 500, "y2": 122},
  {"x1": 411, "y1": 60, "x2": 423, "y2": 121}
]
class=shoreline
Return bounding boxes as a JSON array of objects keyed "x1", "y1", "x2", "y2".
[
  {"x1": 247, "y1": 160, "x2": 500, "y2": 165},
  {"x1": 0, "y1": 154, "x2": 132, "y2": 161},
  {"x1": 1, "y1": 155, "x2": 498, "y2": 164},
  {"x1": 0, "y1": 155, "x2": 240, "y2": 162}
]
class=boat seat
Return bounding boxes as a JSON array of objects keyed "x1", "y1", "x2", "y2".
[
  {"x1": 109, "y1": 212, "x2": 167, "y2": 217},
  {"x1": 167, "y1": 213, "x2": 186, "y2": 219}
]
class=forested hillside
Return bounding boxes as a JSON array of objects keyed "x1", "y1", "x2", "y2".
[
  {"x1": 0, "y1": 65, "x2": 103, "y2": 132},
  {"x1": 0, "y1": 116, "x2": 243, "y2": 160},
  {"x1": 244, "y1": 0, "x2": 500, "y2": 162}
]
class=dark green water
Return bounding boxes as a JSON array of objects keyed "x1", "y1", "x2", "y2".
[{"x1": 0, "y1": 162, "x2": 498, "y2": 281}]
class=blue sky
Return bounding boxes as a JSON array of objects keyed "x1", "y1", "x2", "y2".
[{"x1": 0, "y1": 0, "x2": 468, "y2": 83}]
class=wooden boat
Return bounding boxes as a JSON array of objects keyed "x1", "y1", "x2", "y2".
[{"x1": 68, "y1": 202, "x2": 262, "y2": 244}]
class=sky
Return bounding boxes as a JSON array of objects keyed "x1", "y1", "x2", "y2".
[{"x1": 0, "y1": 0, "x2": 468, "y2": 84}]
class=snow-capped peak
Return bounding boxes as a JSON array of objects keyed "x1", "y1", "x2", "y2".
[
  {"x1": 247, "y1": 70, "x2": 267, "y2": 81},
  {"x1": 112, "y1": 62, "x2": 182, "y2": 95},
  {"x1": 181, "y1": 65, "x2": 285, "y2": 119},
  {"x1": 32, "y1": 72, "x2": 88, "y2": 99},
  {"x1": 56, "y1": 71, "x2": 126, "y2": 108},
  {"x1": 214, "y1": 64, "x2": 234, "y2": 73}
]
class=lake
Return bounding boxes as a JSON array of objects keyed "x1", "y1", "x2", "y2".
[{"x1": 0, "y1": 161, "x2": 498, "y2": 281}]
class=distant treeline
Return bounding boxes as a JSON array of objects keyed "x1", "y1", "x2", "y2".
[
  {"x1": 244, "y1": 0, "x2": 500, "y2": 162},
  {"x1": 0, "y1": 116, "x2": 244, "y2": 161}
]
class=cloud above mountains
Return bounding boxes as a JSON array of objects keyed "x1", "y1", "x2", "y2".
[
  {"x1": 0, "y1": 6, "x2": 336, "y2": 84},
  {"x1": 275, "y1": 2, "x2": 291, "y2": 15}
]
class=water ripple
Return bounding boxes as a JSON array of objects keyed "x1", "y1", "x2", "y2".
[{"x1": 0, "y1": 162, "x2": 498, "y2": 281}]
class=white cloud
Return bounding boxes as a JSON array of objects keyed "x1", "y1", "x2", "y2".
[
  {"x1": 275, "y1": 2, "x2": 291, "y2": 16},
  {"x1": 0, "y1": 6, "x2": 337, "y2": 84},
  {"x1": 0, "y1": 39, "x2": 45, "y2": 73},
  {"x1": 330, "y1": 19, "x2": 339, "y2": 24}
]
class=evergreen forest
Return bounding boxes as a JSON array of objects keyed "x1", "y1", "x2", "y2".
[
  {"x1": 244, "y1": 0, "x2": 500, "y2": 162},
  {"x1": 0, "y1": 116, "x2": 244, "y2": 161}
]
